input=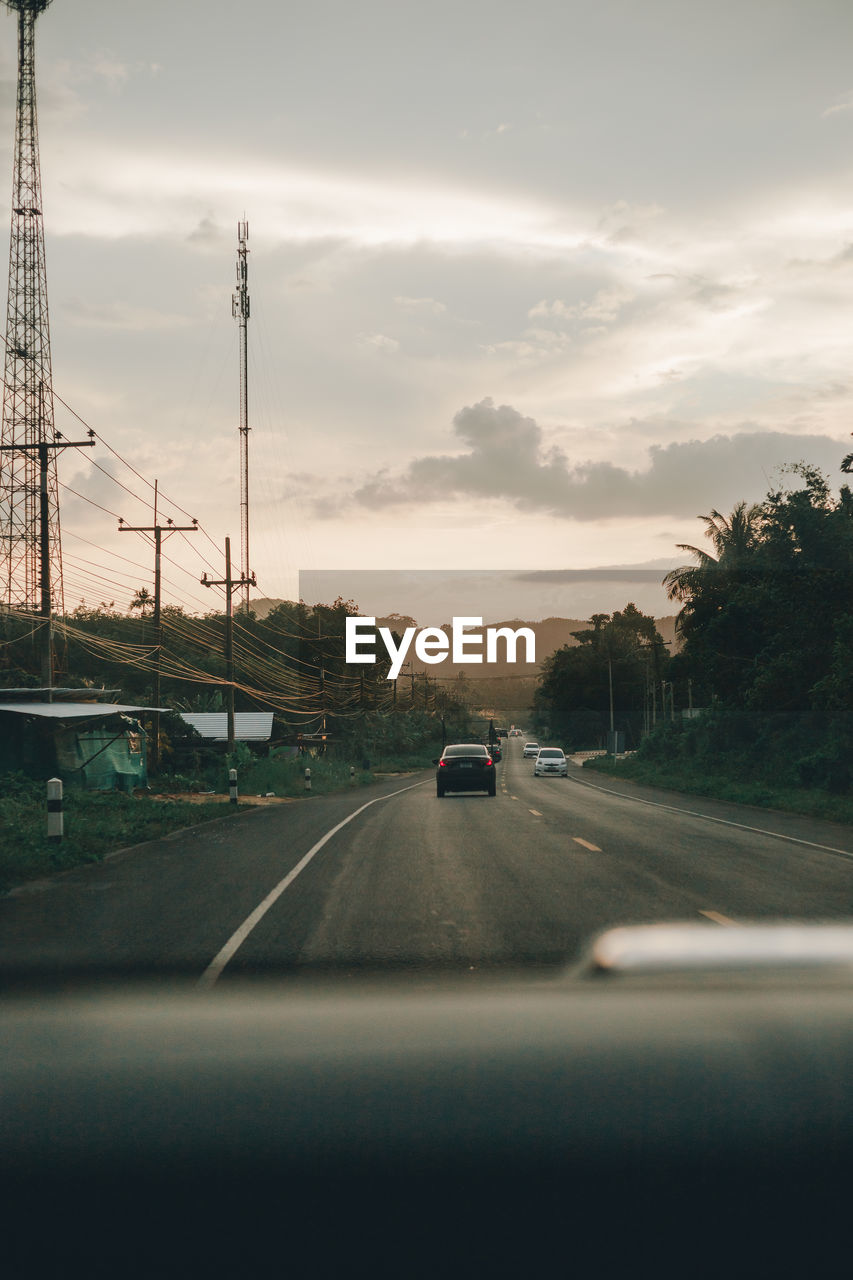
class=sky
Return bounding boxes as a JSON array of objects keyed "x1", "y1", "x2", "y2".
[{"x1": 3, "y1": 0, "x2": 853, "y2": 618}]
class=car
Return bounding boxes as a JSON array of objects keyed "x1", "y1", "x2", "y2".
[
  {"x1": 522, "y1": 741, "x2": 540, "y2": 758},
  {"x1": 489, "y1": 740, "x2": 502, "y2": 762},
  {"x1": 509, "y1": 728, "x2": 523, "y2": 737},
  {"x1": 534, "y1": 747, "x2": 568, "y2": 777},
  {"x1": 435, "y1": 743, "x2": 496, "y2": 796}
]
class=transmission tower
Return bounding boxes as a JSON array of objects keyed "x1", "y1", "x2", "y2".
[
  {"x1": 232, "y1": 220, "x2": 251, "y2": 611},
  {"x1": 0, "y1": 0, "x2": 62, "y2": 615}
]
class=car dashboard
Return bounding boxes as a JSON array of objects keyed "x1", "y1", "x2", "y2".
[{"x1": 4, "y1": 923, "x2": 853, "y2": 1277}]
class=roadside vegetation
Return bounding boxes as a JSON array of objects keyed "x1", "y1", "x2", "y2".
[
  {"x1": 583, "y1": 715, "x2": 853, "y2": 826},
  {"x1": 537, "y1": 461, "x2": 853, "y2": 822}
]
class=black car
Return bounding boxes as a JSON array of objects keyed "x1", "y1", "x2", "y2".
[
  {"x1": 489, "y1": 740, "x2": 502, "y2": 762},
  {"x1": 435, "y1": 743, "x2": 496, "y2": 797}
]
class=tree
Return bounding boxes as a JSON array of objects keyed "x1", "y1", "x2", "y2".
[
  {"x1": 129, "y1": 587, "x2": 154, "y2": 618},
  {"x1": 535, "y1": 604, "x2": 667, "y2": 749}
]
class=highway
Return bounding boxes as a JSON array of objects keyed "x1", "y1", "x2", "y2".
[{"x1": 3, "y1": 735, "x2": 853, "y2": 978}]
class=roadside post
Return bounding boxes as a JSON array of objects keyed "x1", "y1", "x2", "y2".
[
  {"x1": 46, "y1": 777, "x2": 63, "y2": 843},
  {"x1": 304, "y1": 767, "x2": 312, "y2": 793},
  {"x1": 350, "y1": 765, "x2": 355, "y2": 785},
  {"x1": 229, "y1": 768, "x2": 238, "y2": 805}
]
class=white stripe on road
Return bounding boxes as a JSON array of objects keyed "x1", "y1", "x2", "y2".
[
  {"x1": 529, "y1": 809, "x2": 543, "y2": 817},
  {"x1": 569, "y1": 775, "x2": 853, "y2": 862},
  {"x1": 199, "y1": 780, "x2": 428, "y2": 988},
  {"x1": 572, "y1": 837, "x2": 601, "y2": 852}
]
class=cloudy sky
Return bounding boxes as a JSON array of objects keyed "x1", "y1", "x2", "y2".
[{"x1": 4, "y1": 0, "x2": 853, "y2": 617}]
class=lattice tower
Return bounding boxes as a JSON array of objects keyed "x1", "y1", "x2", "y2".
[{"x1": 0, "y1": 0, "x2": 61, "y2": 612}]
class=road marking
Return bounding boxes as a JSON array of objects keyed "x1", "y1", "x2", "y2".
[
  {"x1": 572, "y1": 837, "x2": 601, "y2": 852},
  {"x1": 568, "y1": 775, "x2": 853, "y2": 862},
  {"x1": 529, "y1": 809, "x2": 543, "y2": 817},
  {"x1": 199, "y1": 779, "x2": 429, "y2": 988},
  {"x1": 699, "y1": 910, "x2": 736, "y2": 926}
]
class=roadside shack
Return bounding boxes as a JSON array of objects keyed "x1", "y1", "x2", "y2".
[{"x1": 0, "y1": 689, "x2": 159, "y2": 791}]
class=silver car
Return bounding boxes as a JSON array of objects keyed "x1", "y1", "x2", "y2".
[
  {"x1": 534, "y1": 747, "x2": 568, "y2": 777},
  {"x1": 522, "y1": 741, "x2": 540, "y2": 758}
]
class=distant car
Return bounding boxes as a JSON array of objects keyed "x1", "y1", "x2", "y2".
[
  {"x1": 509, "y1": 728, "x2": 522, "y2": 737},
  {"x1": 522, "y1": 741, "x2": 540, "y2": 758},
  {"x1": 435, "y1": 743, "x2": 496, "y2": 797},
  {"x1": 534, "y1": 747, "x2": 568, "y2": 777},
  {"x1": 489, "y1": 741, "x2": 502, "y2": 762},
  {"x1": 496, "y1": 728, "x2": 508, "y2": 739}
]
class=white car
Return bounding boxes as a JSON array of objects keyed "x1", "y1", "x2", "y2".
[
  {"x1": 534, "y1": 747, "x2": 568, "y2": 777},
  {"x1": 522, "y1": 741, "x2": 540, "y2": 758}
]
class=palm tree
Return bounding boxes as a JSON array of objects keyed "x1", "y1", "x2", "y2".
[
  {"x1": 129, "y1": 587, "x2": 154, "y2": 618},
  {"x1": 663, "y1": 502, "x2": 764, "y2": 611}
]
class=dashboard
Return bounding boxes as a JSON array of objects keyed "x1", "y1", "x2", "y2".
[{"x1": 5, "y1": 925, "x2": 853, "y2": 1277}]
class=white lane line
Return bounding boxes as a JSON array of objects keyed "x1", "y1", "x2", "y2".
[
  {"x1": 569, "y1": 775, "x2": 853, "y2": 862},
  {"x1": 572, "y1": 837, "x2": 601, "y2": 852},
  {"x1": 199, "y1": 780, "x2": 428, "y2": 988},
  {"x1": 529, "y1": 809, "x2": 543, "y2": 817},
  {"x1": 699, "y1": 910, "x2": 736, "y2": 926}
]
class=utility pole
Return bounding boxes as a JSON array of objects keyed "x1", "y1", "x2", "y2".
[
  {"x1": 201, "y1": 535, "x2": 255, "y2": 752},
  {"x1": 119, "y1": 481, "x2": 198, "y2": 770},
  {"x1": 232, "y1": 220, "x2": 251, "y2": 612},
  {"x1": 1, "y1": 425, "x2": 94, "y2": 694}
]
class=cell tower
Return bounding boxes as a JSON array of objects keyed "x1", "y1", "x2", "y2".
[
  {"x1": 232, "y1": 220, "x2": 251, "y2": 611},
  {"x1": 0, "y1": 0, "x2": 62, "y2": 615}
]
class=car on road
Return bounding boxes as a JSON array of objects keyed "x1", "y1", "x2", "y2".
[
  {"x1": 435, "y1": 743, "x2": 496, "y2": 796},
  {"x1": 489, "y1": 740, "x2": 502, "y2": 762},
  {"x1": 534, "y1": 747, "x2": 568, "y2": 777},
  {"x1": 522, "y1": 741, "x2": 540, "y2": 758}
]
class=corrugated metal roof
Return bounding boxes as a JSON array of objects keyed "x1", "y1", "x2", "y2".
[
  {"x1": 0, "y1": 703, "x2": 161, "y2": 720},
  {"x1": 180, "y1": 713, "x2": 274, "y2": 742}
]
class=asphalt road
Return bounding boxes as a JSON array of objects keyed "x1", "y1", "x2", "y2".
[{"x1": 4, "y1": 736, "x2": 853, "y2": 978}]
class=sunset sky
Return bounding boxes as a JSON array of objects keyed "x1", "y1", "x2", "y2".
[{"x1": 4, "y1": 0, "x2": 853, "y2": 617}]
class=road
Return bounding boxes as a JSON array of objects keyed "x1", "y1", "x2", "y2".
[{"x1": 3, "y1": 736, "x2": 853, "y2": 978}]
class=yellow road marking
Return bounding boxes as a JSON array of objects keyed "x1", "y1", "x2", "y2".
[
  {"x1": 572, "y1": 837, "x2": 601, "y2": 852},
  {"x1": 699, "y1": 910, "x2": 736, "y2": 926}
]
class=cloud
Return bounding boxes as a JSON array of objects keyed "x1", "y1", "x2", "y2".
[
  {"x1": 59, "y1": 299, "x2": 191, "y2": 333},
  {"x1": 528, "y1": 287, "x2": 634, "y2": 325},
  {"x1": 358, "y1": 332, "x2": 400, "y2": 353},
  {"x1": 822, "y1": 90, "x2": 853, "y2": 118},
  {"x1": 313, "y1": 398, "x2": 846, "y2": 521},
  {"x1": 393, "y1": 296, "x2": 447, "y2": 315}
]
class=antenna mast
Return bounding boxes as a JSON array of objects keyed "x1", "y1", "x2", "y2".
[
  {"x1": 232, "y1": 220, "x2": 250, "y2": 611},
  {"x1": 0, "y1": 0, "x2": 62, "y2": 615}
]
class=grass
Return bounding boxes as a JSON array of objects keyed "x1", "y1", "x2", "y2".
[
  {"x1": 0, "y1": 774, "x2": 248, "y2": 894},
  {"x1": 224, "y1": 750, "x2": 435, "y2": 799},
  {"x1": 584, "y1": 755, "x2": 853, "y2": 825}
]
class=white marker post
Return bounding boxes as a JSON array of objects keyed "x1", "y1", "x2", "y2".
[
  {"x1": 229, "y1": 768, "x2": 238, "y2": 806},
  {"x1": 46, "y1": 777, "x2": 63, "y2": 843},
  {"x1": 304, "y1": 767, "x2": 312, "y2": 793}
]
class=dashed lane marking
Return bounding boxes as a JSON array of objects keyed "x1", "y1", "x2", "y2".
[
  {"x1": 529, "y1": 809, "x2": 543, "y2": 817},
  {"x1": 699, "y1": 910, "x2": 736, "y2": 926},
  {"x1": 572, "y1": 837, "x2": 601, "y2": 852}
]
